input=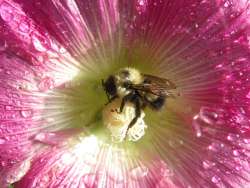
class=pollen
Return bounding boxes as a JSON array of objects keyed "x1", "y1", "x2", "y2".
[{"x1": 102, "y1": 98, "x2": 147, "y2": 143}]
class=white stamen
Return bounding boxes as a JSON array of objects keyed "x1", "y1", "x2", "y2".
[{"x1": 102, "y1": 98, "x2": 147, "y2": 142}]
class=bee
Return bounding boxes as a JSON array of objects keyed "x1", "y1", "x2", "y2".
[{"x1": 102, "y1": 67, "x2": 177, "y2": 136}]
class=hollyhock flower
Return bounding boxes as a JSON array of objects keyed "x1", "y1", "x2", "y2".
[{"x1": 0, "y1": 0, "x2": 250, "y2": 187}]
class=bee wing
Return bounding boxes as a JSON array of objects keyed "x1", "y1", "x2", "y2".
[
  {"x1": 143, "y1": 74, "x2": 177, "y2": 90},
  {"x1": 131, "y1": 74, "x2": 177, "y2": 97}
]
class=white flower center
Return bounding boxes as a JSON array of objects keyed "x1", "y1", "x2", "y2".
[{"x1": 102, "y1": 98, "x2": 147, "y2": 142}]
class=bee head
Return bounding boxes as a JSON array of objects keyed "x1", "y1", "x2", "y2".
[{"x1": 102, "y1": 75, "x2": 117, "y2": 97}]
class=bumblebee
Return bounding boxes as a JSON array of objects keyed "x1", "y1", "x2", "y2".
[{"x1": 102, "y1": 67, "x2": 177, "y2": 136}]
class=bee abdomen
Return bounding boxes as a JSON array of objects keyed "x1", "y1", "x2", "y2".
[{"x1": 149, "y1": 96, "x2": 165, "y2": 110}]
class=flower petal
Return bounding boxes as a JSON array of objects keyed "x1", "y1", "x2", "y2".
[
  {"x1": 0, "y1": 52, "x2": 80, "y2": 186},
  {"x1": 0, "y1": 53, "x2": 41, "y2": 185},
  {"x1": 7, "y1": 0, "x2": 120, "y2": 60},
  {"x1": 122, "y1": 0, "x2": 250, "y2": 187},
  {"x1": 16, "y1": 136, "x2": 172, "y2": 188},
  {"x1": 1, "y1": 0, "x2": 250, "y2": 187},
  {"x1": 0, "y1": 0, "x2": 80, "y2": 80}
]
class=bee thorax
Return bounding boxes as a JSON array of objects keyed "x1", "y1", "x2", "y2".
[
  {"x1": 117, "y1": 86, "x2": 131, "y2": 97},
  {"x1": 116, "y1": 67, "x2": 143, "y2": 85}
]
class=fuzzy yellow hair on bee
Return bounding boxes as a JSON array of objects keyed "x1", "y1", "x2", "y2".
[
  {"x1": 102, "y1": 67, "x2": 177, "y2": 141},
  {"x1": 117, "y1": 67, "x2": 143, "y2": 85}
]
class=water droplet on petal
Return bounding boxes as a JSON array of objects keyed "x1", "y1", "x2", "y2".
[
  {"x1": 6, "y1": 160, "x2": 31, "y2": 184},
  {"x1": 1, "y1": 161, "x2": 7, "y2": 167},
  {"x1": 34, "y1": 132, "x2": 57, "y2": 145},
  {"x1": 19, "y1": 21, "x2": 30, "y2": 33},
  {"x1": 243, "y1": 139, "x2": 250, "y2": 144},
  {"x1": 0, "y1": 2, "x2": 13, "y2": 22},
  {"x1": 20, "y1": 110, "x2": 33, "y2": 118},
  {"x1": 160, "y1": 163, "x2": 173, "y2": 177},
  {"x1": 227, "y1": 133, "x2": 237, "y2": 141},
  {"x1": 138, "y1": 0, "x2": 145, "y2": 6},
  {"x1": 207, "y1": 142, "x2": 221, "y2": 152},
  {"x1": 35, "y1": 174, "x2": 51, "y2": 188},
  {"x1": 233, "y1": 150, "x2": 240, "y2": 156},
  {"x1": 246, "y1": 92, "x2": 250, "y2": 99},
  {"x1": 38, "y1": 77, "x2": 54, "y2": 91},
  {"x1": 37, "y1": 55, "x2": 45, "y2": 63},
  {"x1": 199, "y1": 107, "x2": 218, "y2": 125},
  {"x1": 211, "y1": 175, "x2": 221, "y2": 184},
  {"x1": 0, "y1": 138, "x2": 6, "y2": 144},
  {"x1": 224, "y1": 1, "x2": 230, "y2": 7},
  {"x1": 59, "y1": 47, "x2": 67, "y2": 54},
  {"x1": 235, "y1": 165, "x2": 242, "y2": 171},
  {"x1": 202, "y1": 160, "x2": 215, "y2": 169},
  {"x1": 130, "y1": 165, "x2": 148, "y2": 180},
  {"x1": 46, "y1": 117, "x2": 55, "y2": 123},
  {"x1": 179, "y1": 140, "x2": 184, "y2": 145},
  {"x1": 34, "y1": 133, "x2": 46, "y2": 141},
  {"x1": 5, "y1": 105, "x2": 12, "y2": 110},
  {"x1": 32, "y1": 33, "x2": 49, "y2": 52},
  {"x1": 192, "y1": 115, "x2": 202, "y2": 137}
]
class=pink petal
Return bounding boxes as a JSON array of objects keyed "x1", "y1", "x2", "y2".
[
  {"x1": 0, "y1": 53, "x2": 41, "y2": 185},
  {"x1": 0, "y1": 53, "x2": 81, "y2": 185},
  {"x1": 16, "y1": 136, "x2": 172, "y2": 188},
  {"x1": 122, "y1": 0, "x2": 250, "y2": 187},
  {"x1": 0, "y1": 0, "x2": 250, "y2": 187},
  {"x1": 3, "y1": 0, "x2": 120, "y2": 60},
  {"x1": 0, "y1": 0, "x2": 82, "y2": 86}
]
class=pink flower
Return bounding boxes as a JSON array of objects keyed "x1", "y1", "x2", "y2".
[{"x1": 0, "y1": 0, "x2": 250, "y2": 187}]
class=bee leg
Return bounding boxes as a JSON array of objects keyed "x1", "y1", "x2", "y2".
[
  {"x1": 118, "y1": 93, "x2": 134, "y2": 113},
  {"x1": 125, "y1": 97, "x2": 141, "y2": 138},
  {"x1": 105, "y1": 95, "x2": 118, "y2": 105}
]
